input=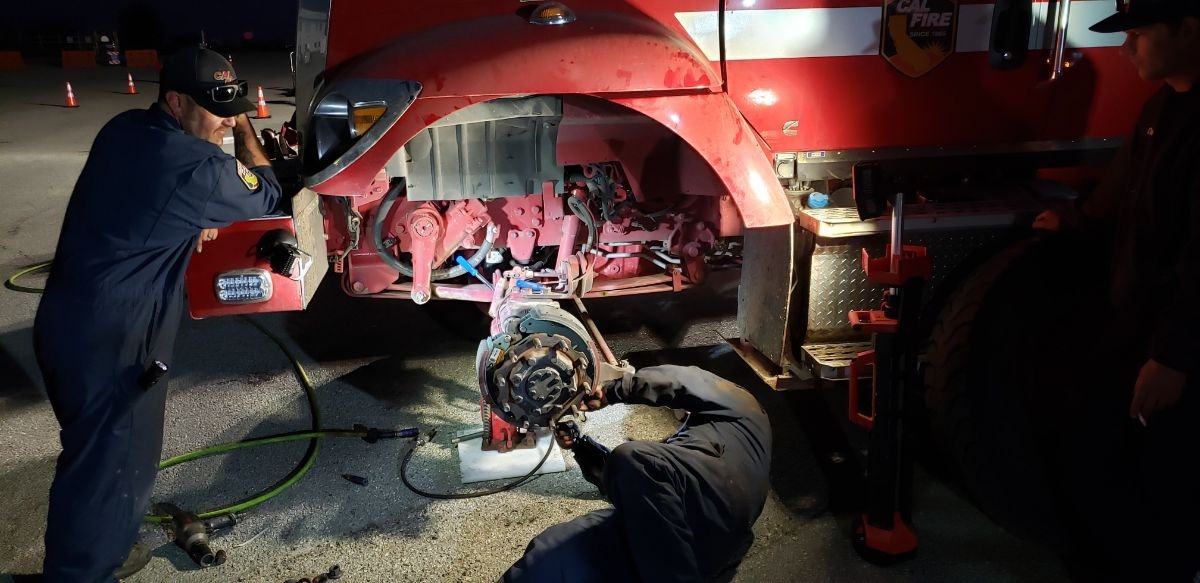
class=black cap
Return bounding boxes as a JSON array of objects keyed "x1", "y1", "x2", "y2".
[
  {"x1": 1090, "y1": 0, "x2": 1200, "y2": 33},
  {"x1": 159, "y1": 47, "x2": 255, "y2": 117}
]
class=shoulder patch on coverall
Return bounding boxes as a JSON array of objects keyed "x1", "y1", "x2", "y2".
[{"x1": 235, "y1": 160, "x2": 260, "y2": 191}]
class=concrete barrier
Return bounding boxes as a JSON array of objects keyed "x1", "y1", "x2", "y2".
[
  {"x1": 124, "y1": 49, "x2": 158, "y2": 69},
  {"x1": 0, "y1": 51, "x2": 22, "y2": 69},
  {"x1": 61, "y1": 50, "x2": 96, "y2": 68}
]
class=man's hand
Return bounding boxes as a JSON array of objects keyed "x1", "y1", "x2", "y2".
[
  {"x1": 233, "y1": 114, "x2": 271, "y2": 169},
  {"x1": 1032, "y1": 209, "x2": 1062, "y2": 232},
  {"x1": 584, "y1": 361, "x2": 633, "y2": 412},
  {"x1": 196, "y1": 228, "x2": 218, "y2": 253},
  {"x1": 1131, "y1": 359, "x2": 1188, "y2": 421},
  {"x1": 554, "y1": 421, "x2": 611, "y2": 492},
  {"x1": 577, "y1": 384, "x2": 607, "y2": 412},
  {"x1": 553, "y1": 425, "x2": 577, "y2": 450}
]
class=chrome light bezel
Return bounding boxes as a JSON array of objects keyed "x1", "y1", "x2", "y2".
[
  {"x1": 529, "y1": 2, "x2": 576, "y2": 26},
  {"x1": 215, "y1": 269, "x2": 274, "y2": 305}
]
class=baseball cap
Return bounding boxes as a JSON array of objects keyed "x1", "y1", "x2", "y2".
[
  {"x1": 1090, "y1": 0, "x2": 1200, "y2": 33},
  {"x1": 159, "y1": 47, "x2": 256, "y2": 117}
]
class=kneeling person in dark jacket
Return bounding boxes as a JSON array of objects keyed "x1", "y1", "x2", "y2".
[{"x1": 502, "y1": 365, "x2": 773, "y2": 583}]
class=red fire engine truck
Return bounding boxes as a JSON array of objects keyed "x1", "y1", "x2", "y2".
[{"x1": 185, "y1": 0, "x2": 1154, "y2": 559}]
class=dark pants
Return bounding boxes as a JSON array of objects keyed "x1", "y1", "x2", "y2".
[
  {"x1": 34, "y1": 294, "x2": 172, "y2": 583},
  {"x1": 1061, "y1": 341, "x2": 1200, "y2": 582},
  {"x1": 502, "y1": 508, "x2": 637, "y2": 583}
]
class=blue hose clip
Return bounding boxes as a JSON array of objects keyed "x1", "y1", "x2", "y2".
[{"x1": 515, "y1": 279, "x2": 546, "y2": 293}]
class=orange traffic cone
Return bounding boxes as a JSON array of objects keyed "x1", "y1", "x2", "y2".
[
  {"x1": 253, "y1": 85, "x2": 270, "y2": 119},
  {"x1": 125, "y1": 73, "x2": 138, "y2": 95},
  {"x1": 65, "y1": 81, "x2": 78, "y2": 108}
]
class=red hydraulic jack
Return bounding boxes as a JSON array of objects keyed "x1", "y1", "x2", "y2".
[{"x1": 846, "y1": 162, "x2": 931, "y2": 564}]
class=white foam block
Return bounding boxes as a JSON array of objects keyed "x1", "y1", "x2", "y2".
[{"x1": 457, "y1": 431, "x2": 567, "y2": 484}]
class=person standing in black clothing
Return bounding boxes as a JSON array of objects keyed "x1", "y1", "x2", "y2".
[
  {"x1": 502, "y1": 365, "x2": 772, "y2": 582},
  {"x1": 33, "y1": 47, "x2": 281, "y2": 582},
  {"x1": 1036, "y1": 2, "x2": 1200, "y2": 580}
]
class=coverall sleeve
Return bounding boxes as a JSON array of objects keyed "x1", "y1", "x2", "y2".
[
  {"x1": 604, "y1": 445, "x2": 705, "y2": 583},
  {"x1": 1075, "y1": 91, "x2": 1166, "y2": 231},
  {"x1": 1148, "y1": 167, "x2": 1200, "y2": 377},
  {"x1": 199, "y1": 157, "x2": 282, "y2": 227},
  {"x1": 613, "y1": 365, "x2": 764, "y2": 423}
]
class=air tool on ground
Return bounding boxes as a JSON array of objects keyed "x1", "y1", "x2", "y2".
[{"x1": 152, "y1": 503, "x2": 232, "y2": 568}]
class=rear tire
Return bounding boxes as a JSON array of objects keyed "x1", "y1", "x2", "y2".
[{"x1": 922, "y1": 234, "x2": 1108, "y2": 545}]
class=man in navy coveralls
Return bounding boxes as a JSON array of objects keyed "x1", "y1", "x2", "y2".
[
  {"x1": 33, "y1": 47, "x2": 280, "y2": 581},
  {"x1": 503, "y1": 366, "x2": 773, "y2": 582}
]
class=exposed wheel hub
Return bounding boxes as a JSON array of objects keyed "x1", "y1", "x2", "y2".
[{"x1": 479, "y1": 302, "x2": 597, "y2": 429}]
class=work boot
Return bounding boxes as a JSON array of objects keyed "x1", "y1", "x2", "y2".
[
  {"x1": 113, "y1": 543, "x2": 152, "y2": 580},
  {"x1": 0, "y1": 544, "x2": 151, "y2": 583}
]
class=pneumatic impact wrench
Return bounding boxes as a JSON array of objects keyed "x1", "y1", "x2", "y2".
[
  {"x1": 152, "y1": 503, "x2": 230, "y2": 568},
  {"x1": 555, "y1": 420, "x2": 611, "y2": 493}
]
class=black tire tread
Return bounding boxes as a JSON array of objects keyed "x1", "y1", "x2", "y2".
[{"x1": 921, "y1": 237, "x2": 1066, "y2": 543}]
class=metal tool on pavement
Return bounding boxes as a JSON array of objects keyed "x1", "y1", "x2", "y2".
[{"x1": 153, "y1": 503, "x2": 229, "y2": 568}]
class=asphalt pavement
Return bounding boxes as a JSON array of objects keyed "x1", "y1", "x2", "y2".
[{"x1": 0, "y1": 53, "x2": 1069, "y2": 582}]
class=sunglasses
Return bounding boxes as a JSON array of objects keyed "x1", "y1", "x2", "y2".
[{"x1": 207, "y1": 80, "x2": 248, "y2": 103}]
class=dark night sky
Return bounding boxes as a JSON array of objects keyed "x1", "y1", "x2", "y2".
[{"x1": 10, "y1": 0, "x2": 299, "y2": 47}]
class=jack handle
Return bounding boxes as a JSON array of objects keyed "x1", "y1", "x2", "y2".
[{"x1": 848, "y1": 350, "x2": 877, "y2": 430}]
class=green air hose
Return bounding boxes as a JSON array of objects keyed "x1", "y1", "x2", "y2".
[
  {"x1": 4, "y1": 262, "x2": 52, "y2": 294},
  {"x1": 8, "y1": 261, "x2": 381, "y2": 523},
  {"x1": 146, "y1": 315, "x2": 326, "y2": 524},
  {"x1": 6, "y1": 260, "x2": 560, "y2": 521}
]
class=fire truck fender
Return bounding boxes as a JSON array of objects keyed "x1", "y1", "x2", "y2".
[
  {"x1": 605, "y1": 92, "x2": 793, "y2": 228},
  {"x1": 308, "y1": 12, "x2": 793, "y2": 227},
  {"x1": 340, "y1": 11, "x2": 721, "y2": 100}
]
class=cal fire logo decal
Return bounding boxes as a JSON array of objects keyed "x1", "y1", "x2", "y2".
[{"x1": 881, "y1": 0, "x2": 958, "y2": 78}]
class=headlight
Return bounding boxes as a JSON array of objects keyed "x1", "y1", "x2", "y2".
[
  {"x1": 303, "y1": 80, "x2": 422, "y2": 184},
  {"x1": 352, "y1": 105, "x2": 387, "y2": 138},
  {"x1": 311, "y1": 96, "x2": 387, "y2": 162},
  {"x1": 529, "y1": 2, "x2": 576, "y2": 26}
]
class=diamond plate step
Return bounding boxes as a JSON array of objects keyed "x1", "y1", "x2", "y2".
[
  {"x1": 798, "y1": 200, "x2": 1040, "y2": 238},
  {"x1": 802, "y1": 341, "x2": 873, "y2": 380}
]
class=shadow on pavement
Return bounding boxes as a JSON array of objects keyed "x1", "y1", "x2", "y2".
[
  {"x1": 0, "y1": 329, "x2": 45, "y2": 410},
  {"x1": 282, "y1": 276, "x2": 478, "y2": 364}
]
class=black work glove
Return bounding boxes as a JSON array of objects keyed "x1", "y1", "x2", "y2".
[{"x1": 573, "y1": 434, "x2": 611, "y2": 494}]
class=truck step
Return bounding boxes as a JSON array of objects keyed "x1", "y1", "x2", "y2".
[
  {"x1": 802, "y1": 341, "x2": 873, "y2": 380},
  {"x1": 798, "y1": 200, "x2": 1040, "y2": 238}
]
